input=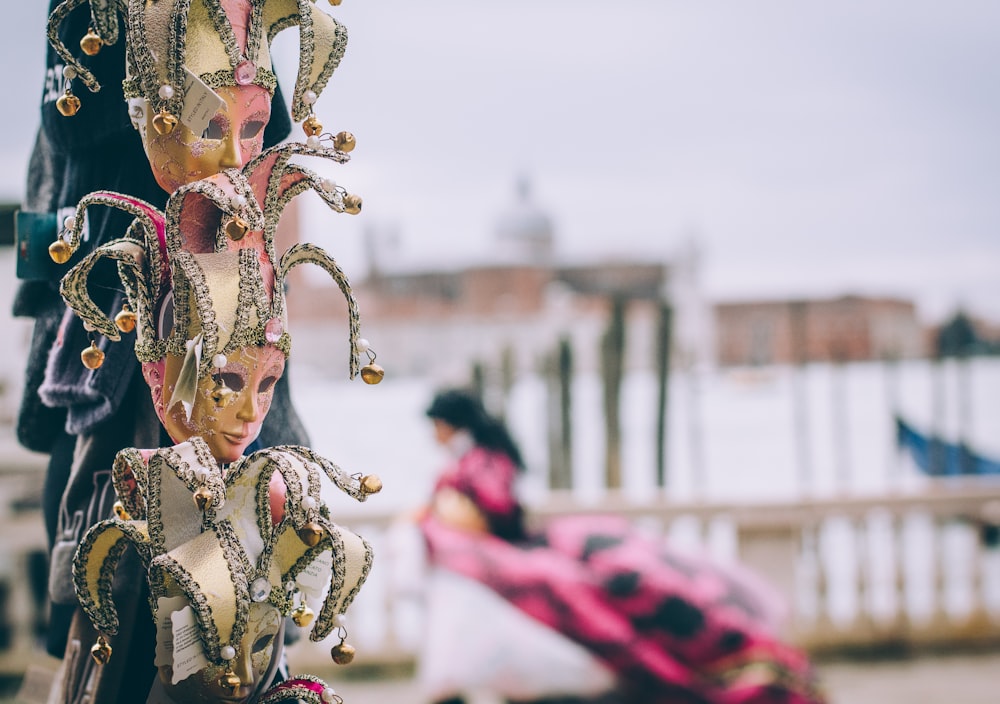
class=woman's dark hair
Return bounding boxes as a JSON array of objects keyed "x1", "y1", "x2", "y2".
[{"x1": 426, "y1": 389, "x2": 524, "y2": 469}]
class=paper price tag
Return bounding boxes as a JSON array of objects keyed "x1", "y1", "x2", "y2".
[
  {"x1": 153, "y1": 596, "x2": 186, "y2": 668},
  {"x1": 181, "y1": 68, "x2": 224, "y2": 137},
  {"x1": 154, "y1": 597, "x2": 211, "y2": 683},
  {"x1": 297, "y1": 549, "x2": 334, "y2": 598},
  {"x1": 170, "y1": 605, "x2": 211, "y2": 683}
]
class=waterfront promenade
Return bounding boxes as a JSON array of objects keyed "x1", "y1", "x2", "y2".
[
  {"x1": 10, "y1": 649, "x2": 1000, "y2": 704},
  {"x1": 322, "y1": 651, "x2": 1000, "y2": 704}
]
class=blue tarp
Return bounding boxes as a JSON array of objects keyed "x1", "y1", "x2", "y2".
[{"x1": 896, "y1": 416, "x2": 1000, "y2": 476}]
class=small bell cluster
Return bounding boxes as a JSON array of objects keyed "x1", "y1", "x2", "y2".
[
  {"x1": 289, "y1": 472, "x2": 381, "y2": 667},
  {"x1": 54, "y1": 24, "x2": 103, "y2": 118},
  {"x1": 300, "y1": 89, "x2": 363, "y2": 216},
  {"x1": 77, "y1": 301, "x2": 137, "y2": 371}
]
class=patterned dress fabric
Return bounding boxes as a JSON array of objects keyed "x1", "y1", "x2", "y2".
[{"x1": 421, "y1": 447, "x2": 827, "y2": 704}]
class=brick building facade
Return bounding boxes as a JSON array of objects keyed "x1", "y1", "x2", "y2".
[{"x1": 714, "y1": 296, "x2": 927, "y2": 366}]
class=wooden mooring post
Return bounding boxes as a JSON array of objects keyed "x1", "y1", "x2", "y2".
[
  {"x1": 601, "y1": 297, "x2": 626, "y2": 489},
  {"x1": 545, "y1": 337, "x2": 574, "y2": 490},
  {"x1": 654, "y1": 302, "x2": 673, "y2": 488}
]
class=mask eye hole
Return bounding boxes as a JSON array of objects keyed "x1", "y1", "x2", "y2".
[
  {"x1": 201, "y1": 118, "x2": 225, "y2": 140},
  {"x1": 252, "y1": 634, "x2": 273, "y2": 653},
  {"x1": 241, "y1": 120, "x2": 266, "y2": 140},
  {"x1": 157, "y1": 291, "x2": 174, "y2": 340},
  {"x1": 257, "y1": 376, "x2": 278, "y2": 394},
  {"x1": 218, "y1": 372, "x2": 245, "y2": 393}
]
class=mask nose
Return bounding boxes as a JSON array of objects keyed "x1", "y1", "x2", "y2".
[
  {"x1": 219, "y1": 129, "x2": 243, "y2": 168},
  {"x1": 235, "y1": 389, "x2": 260, "y2": 423}
]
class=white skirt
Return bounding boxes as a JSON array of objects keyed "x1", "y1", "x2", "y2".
[{"x1": 417, "y1": 567, "x2": 616, "y2": 702}]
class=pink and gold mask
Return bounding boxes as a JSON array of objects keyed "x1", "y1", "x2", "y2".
[
  {"x1": 134, "y1": 86, "x2": 272, "y2": 193},
  {"x1": 159, "y1": 345, "x2": 285, "y2": 464}
]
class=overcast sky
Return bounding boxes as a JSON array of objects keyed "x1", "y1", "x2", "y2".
[{"x1": 3, "y1": 1, "x2": 998, "y2": 323}]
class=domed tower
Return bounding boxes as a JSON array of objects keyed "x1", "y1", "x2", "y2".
[{"x1": 494, "y1": 176, "x2": 555, "y2": 263}]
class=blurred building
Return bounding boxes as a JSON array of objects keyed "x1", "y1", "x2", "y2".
[
  {"x1": 714, "y1": 295, "x2": 927, "y2": 367},
  {"x1": 282, "y1": 186, "x2": 936, "y2": 375},
  {"x1": 285, "y1": 180, "x2": 714, "y2": 380}
]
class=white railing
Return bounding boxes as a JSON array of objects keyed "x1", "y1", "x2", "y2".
[
  {"x1": 2, "y1": 473, "x2": 998, "y2": 673},
  {"x1": 291, "y1": 478, "x2": 1000, "y2": 669}
]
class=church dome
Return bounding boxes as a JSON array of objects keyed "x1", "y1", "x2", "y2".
[{"x1": 494, "y1": 177, "x2": 554, "y2": 262}]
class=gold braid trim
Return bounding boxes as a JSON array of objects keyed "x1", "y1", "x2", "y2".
[
  {"x1": 278, "y1": 244, "x2": 360, "y2": 378},
  {"x1": 73, "y1": 519, "x2": 152, "y2": 636},
  {"x1": 60, "y1": 241, "x2": 146, "y2": 342},
  {"x1": 47, "y1": 0, "x2": 103, "y2": 93}
]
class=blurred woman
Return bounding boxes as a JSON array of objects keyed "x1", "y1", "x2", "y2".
[{"x1": 419, "y1": 389, "x2": 826, "y2": 704}]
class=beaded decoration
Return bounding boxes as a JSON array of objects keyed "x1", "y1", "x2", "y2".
[
  {"x1": 48, "y1": 0, "x2": 348, "y2": 122},
  {"x1": 257, "y1": 675, "x2": 345, "y2": 704}
]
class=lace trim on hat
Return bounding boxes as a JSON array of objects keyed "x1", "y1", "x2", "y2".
[
  {"x1": 73, "y1": 519, "x2": 152, "y2": 636},
  {"x1": 278, "y1": 243, "x2": 360, "y2": 378}
]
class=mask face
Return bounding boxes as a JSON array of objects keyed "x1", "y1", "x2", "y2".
[
  {"x1": 136, "y1": 85, "x2": 272, "y2": 193},
  {"x1": 160, "y1": 345, "x2": 286, "y2": 464},
  {"x1": 159, "y1": 602, "x2": 281, "y2": 704}
]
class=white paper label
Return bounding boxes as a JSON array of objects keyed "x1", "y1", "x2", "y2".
[
  {"x1": 170, "y1": 606, "x2": 212, "y2": 684},
  {"x1": 154, "y1": 597, "x2": 211, "y2": 684},
  {"x1": 153, "y1": 596, "x2": 184, "y2": 668},
  {"x1": 297, "y1": 549, "x2": 333, "y2": 598},
  {"x1": 181, "y1": 68, "x2": 224, "y2": 138}
]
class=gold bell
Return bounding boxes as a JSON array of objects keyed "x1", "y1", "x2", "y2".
[
  {"x1": 48, "y1": 238, "x2": 73, "y2": 264},
  {"x1": 303, "y1": 115, "x2": 323, "y2": 137},
  {"x1": 329, "y1": 0, "x2": 343, "y2": 6},
  {"x1": 152, "y1": 111, "x2": 178, "y2": 135},
  {"x1": 112, "y1": 501, "x2": 132, "y2": 521},
  {"x1": 193, "y1": 486, "x2": 213, "y2": 512},
  {"x1": 291, "y1": 604, "x2": 315, "y2": 628},
  {"x1": 360, "y1": 362, "x2": 383, "y2": 385},
  {"x1": 224, "y1": 216, "x2": 249, "y2": 241},
  {"x1": 297, "y1": 521, "x2": 324, "y2": 547},
  {"x1": 91, "y1": 635, "x2": 112, "y2": 665},
  {"x1": 219, "y1": 671, "x2": 242, "y2": 693},
  {"x1": 114, "y1": 304, "x2": 137, "y2": 334},
  {"x1": 56, "y1": 92, "x2": 81, "y2": 117},
  {"x1": 81, "y1": 342, "x2": 105, "y2": 370},
  {"x1": 211, "y1": 381, "x2": 236, "y2": 408},
  {"x1": 343, "y1": 194, "x2": 362, "y2": 216},
  {"x1": 330, "y1": 641, "x2": 356, "y2": 665},
  {"x1": 333, "y1": 130, "x2": 355, "y2": 152},
  {"x1": 360, "y1": 474, "x2": 383, "y2": 495},
  {"x1": 80, "y1": 29, "x2": 103, "y2": 56}
]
